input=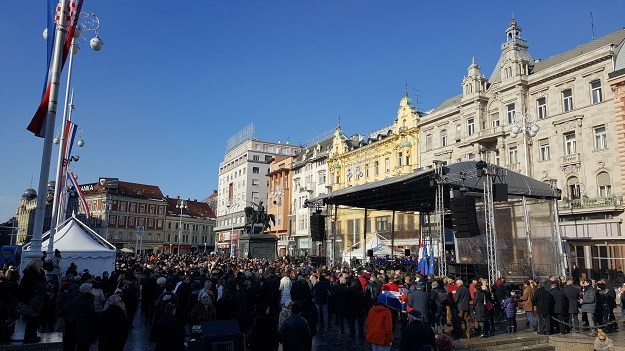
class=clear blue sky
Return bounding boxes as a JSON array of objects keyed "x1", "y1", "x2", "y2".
[{"x1": 1, "y1": 1, "x2": 624, "y2": 221}]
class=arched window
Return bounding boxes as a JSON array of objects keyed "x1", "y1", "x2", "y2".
[
  {"x1": 567, "y1": 176, "x2": 580, "y2": 199},
  {"x1": 597, "y1": 172, "x2": 611, "y2": 197}
]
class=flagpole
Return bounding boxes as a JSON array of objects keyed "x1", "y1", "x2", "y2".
[
  {"x1": 28, "y1": 0, "x2": 69, "y2": 263},
  {"x1": 55, "y1": 91, "x2": 74, "y2": 227}
]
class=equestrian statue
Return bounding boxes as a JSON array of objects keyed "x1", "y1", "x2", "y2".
[{"x1": 244, "y1": 201, "x2": 275, "y2": 232}]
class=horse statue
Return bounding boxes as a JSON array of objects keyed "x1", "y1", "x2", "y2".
[{"x1": 244, "y1": 201, "x2": 275, "y2": 232}]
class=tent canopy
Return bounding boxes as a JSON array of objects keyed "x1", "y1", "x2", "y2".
[
  {"x1": 24, "y1": 216, "x2": 116, "y2": 278},
  {"x1": 316, "y1": 161, "x2": 560, "y2": 212},
  {"x1": 342, "y1": 233, "x2": 397, "y2": 261}
]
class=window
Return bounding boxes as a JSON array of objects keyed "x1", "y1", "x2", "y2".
[
  {"x1": 398, "y1": 152, "x2": 403, "y2": 166},
  {"x1": 508, "y1": 146, "x2": 518, "y2": 164},
  {"x1": 119, "y1": 202, "x2": 127, "y2": 212},
  {"x1": 253, "y1": 155, "x2": 260, "y2": 161},
  {"x1": 139, "y1": 204, "x2": 146, "y2": 213},
  {"x1": 467, "y1": 153, "x2": 475, "y2": 161},
  {"x1": 594, "y1": 125, "x2": 607, "y2": 150},
  {"x1": 425, "y1": 134, "x2": 432, "y2": 150},
  {"x1": 318, "y1": 171, "x2": 326, "y2": 184},
  {"x1": 562, "y1": 89, "x2": 573, "y2": 112},
  {"x1": 129, "y1": 203, "x2": 136, "y2": 213},
  {"x1": 252, "y1": 167, "x2": 260, "y2": 174},
  {"x1": 467, "y1": 118, "x2": 475, "y2": 136},
  {"x1": 507, "y1": 103, "x2": 515, "y2": 124},
  {"x1": 539, "y1": 139, "x2": 550, "y2": 161},
  {"x1": 364, "y1": 164, "x2": 369, "y2": 178},
  {"x1": 374, "y1": 161, "x2": 379, "y2": 175},
  {"x1": 385, "y1": 158, "x2": 390, "y2": 172},
  {"x1": 375, "y1": 217, "x2": 391, "y2": 232},
  {"x1": 440, "y1": 129, "x2": 447, "y2": 147},
  {"x1": 536, "y1": 97, "x2": 547, "y2": 119},
  {"x1": 119, "y1": 216, "x2": 126, "y2": 226},
  {"x1": 251, "y1": 192, "x2": 259, "y2": 200},
  {"x1": 491, "y1": 117, "x2": 500, "y2": 128},
  {"x1": 567, "y1": 176, "x2": 581, "y2": 199},
  {"x1": 252, "y1": 179, "x2": 260, "y2": 186},
  {"x1": 564, "y1": 132, "x2": 576, "y2": 155},
  {"x1": 405, "y1": 154, "x2": 411, "y2": 165},
  {"x1": 597, "y1": 172, "x2": 611, "y2": 197},
  {"x1": 591, "y1": 80, "x2": 602, "y2": 104}
]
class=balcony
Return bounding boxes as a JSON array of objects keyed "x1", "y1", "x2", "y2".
[
  {"x1": 476, "y1": 125, "x2": 506, "y2": 142},
  {"x1": 506, "y1": 163, "x2": 521, "y2": 172},
  {"x1": 559, "y1": 195, "x2": 623, "y2": 210}
]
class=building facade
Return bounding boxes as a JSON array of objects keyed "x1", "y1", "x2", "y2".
[
  {"x1": 163, "y1": 197, "x2": 216, "y2": 254},
  {"x1": 418, "y1": 20, "x2": 625, "y2": 278},
  {"x1": 214, "y1": 136, "x2": 300, "y2": 255},
  {"x1": 15, "y1": 187, "x2": 53, "y2": 245},
  {"x1": 290, "y1": 135, "x2": 333, "y2": 256},
  {"x1": 327, "y1": 92, "x2": 422, "y2": 256},
  {"x1": 267, "y1": 155, "x2": 295, "y2": 256}
]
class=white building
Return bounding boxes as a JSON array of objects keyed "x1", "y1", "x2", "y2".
[{"x1": 214, "y1": 126, "x2": 300, "y2": 254}]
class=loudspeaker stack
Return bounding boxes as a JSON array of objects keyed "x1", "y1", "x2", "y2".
[{"x1": 449, "y1": 196, "x2": 480, "y2": 238}]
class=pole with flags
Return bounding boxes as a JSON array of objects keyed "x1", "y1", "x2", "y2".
[{"x1": 27, "y1": 0, "x2": 71, "y2": 259}]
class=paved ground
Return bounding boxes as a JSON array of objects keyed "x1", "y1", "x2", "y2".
[{"x1": 119, "y1": 309, "x2": 625, "y2": 351}]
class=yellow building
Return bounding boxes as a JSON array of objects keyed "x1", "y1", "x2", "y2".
[{"x1": 327, "y1": 92, "x2": 422, "y2": 257}]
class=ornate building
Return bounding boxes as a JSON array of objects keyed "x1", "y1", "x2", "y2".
[
  {"x1": 15, "y1": 187, "x2": 52, "y2": 245},
  {"x1": 327, "y1": 92, "x2": 422, "y2": 255},
  {"x1": 267, "y1": 155, "x2": 294, "y2": 256},
  {"x1": 419, "y1": 20, "x2": 625, "y2": 278},
  {"x1": 163, "y1": 197, "x2": 216, "y2": 254}
]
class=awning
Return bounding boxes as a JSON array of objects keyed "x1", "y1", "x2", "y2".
[{"x1": 315, "y1": 161, "x2": 560, "y2": 212}]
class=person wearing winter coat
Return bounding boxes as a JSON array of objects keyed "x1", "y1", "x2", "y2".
[
  {"x1": 97, "y1": 294, "x2": 128, "y2": 351},
  {"x1": 18, "y1": 258, "x2": 47, "y2": 343},
  {"x1": 189, "y1": 292, "x2": 216, "y2": 325},
  {"x1": 549, "y1": 282, "x2": 567, "y2": 334},
  {"x1": 311, "y1": 274, "x2": 331, "y2": 332},
  {"x1": 532, "y1": 281, "x2": 554, "y2": 335},
  {"x1": 278, "y1": 299, "x2": 294, "y2": 330},
  {"x1": 429, "y1": 281, "x2": 447, "y2": 335},
  {"x1": 74, "y1": 283, "x2": 98, "y2": 351},
  {"x1": 279, "y1": 303, "x2": 312, "y2": 351},
  {"x1": 150, "y1": 303, "x2": 186, "y2": 351},
  {"x1": 455, "y1": 280, "x2": 471, "y2": 338},
  {"x1": 366, "y1": 296, "x2": 393, "y2": 351},
  {"x1": 519, "y1": 280, "x2": 537, "y2": 331},
  {"x1": 406, "y1": 281, "x2": 431, "y2": 324},
  {"x1": 594, "y1": 330, "x2": 615, "y2": 351},
  {"x1": 279, "y1": 270, "x2": 293, "y2": 308},
  {"x1": 91, "y1": 280, "x2": 106, "y2": 314},
  {"x1": 347, "y1": 280, "x2": 365, "y2": 338},
  {"x1": 579, "y1": 279, "x2": 597, "y2": 336},
  {"x1": 563, "y1": 279, "x2": 580, "y2": 333},
  {"x1": 399, "y1": 310, "x2": 436, "y2": 351},
  {"x1": 247, "y1": 303, "x2": 278, "y2": 351},
  {"x1": 473, "y1": 283, "x2": 489, "y2": 337},
  {"x1": 501, "y1": 291, "x2": 518, "y2": 333}
]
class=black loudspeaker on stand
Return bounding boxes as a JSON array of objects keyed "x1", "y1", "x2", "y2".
[
  {"x1": 404, "y1": 249, "x2": 411, "y2": 256},
  {"x1": 493, "y1": 183, "x2": 509, "y2": 202},
  {"x1": 450, "y1": 196, "x2": 480, "y2": 238},
  {"x1": 367, "y1": 249, "x2": 374, "y2": 257},
  {"x1": 310, "y1": 213, "x2": 326, "y2": 241}
]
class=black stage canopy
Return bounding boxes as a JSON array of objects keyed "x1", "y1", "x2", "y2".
[{"x1": 315, "y1": 161, "x2": 560, "y2": 212}]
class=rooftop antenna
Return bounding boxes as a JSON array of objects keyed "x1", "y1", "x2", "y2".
[{"x1": 589, "y1": 11, "x2": 596, "y2": 40}]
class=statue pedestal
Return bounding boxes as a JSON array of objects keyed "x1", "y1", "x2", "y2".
[{"x1": 238, "y1": 225, "x2": 277, "y2": 260}]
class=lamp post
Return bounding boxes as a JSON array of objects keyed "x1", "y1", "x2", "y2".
[
  {"x1": 509, "y1": 111, "x2": 540, "y2": 279},
  {"x1": 226, "y1": 199, "x2": 238, "y2": 258},
  {"x1": 176, "y1": 198, "x2": 187, "y2": 254}
]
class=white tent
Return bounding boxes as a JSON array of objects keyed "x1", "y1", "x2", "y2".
[
  {"x1": 342, "y1": 233, "x2": 396, "y2": 263},
  {"x1": 24, "y1": 216, "x2": 116, "y2": 278}
]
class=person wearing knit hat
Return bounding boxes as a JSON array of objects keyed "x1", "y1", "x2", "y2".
[
  {"x1": 156, "y1": 276, "x2": 166, "y2": 285},
  {"x1": 593, "y1": 330, "x2": 614, "y2": 351},
  {"x1": 97, "y1": 294, "x2": 128, "y2": 351}
]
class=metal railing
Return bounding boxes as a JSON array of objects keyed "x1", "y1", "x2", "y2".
[{"x1": 559, "y1": 195, "x2": 623, "y2": 209}]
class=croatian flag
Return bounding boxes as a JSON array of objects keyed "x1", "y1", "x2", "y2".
[
  {"x1": 68, "y1": 171, "x2": 91, "y2": 219},
  {"x1": 417, "y1": 232, "x2": 426, "y2": 275},
  {"x1": 427, "y1": 235, "x2": 435, "y2": 275},
  {"x1": 27, "y1": 0, "x2": 83, "y2": 137}
]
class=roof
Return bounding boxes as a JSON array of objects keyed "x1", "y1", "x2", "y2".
[
  {"x1": 165, "y1": 198, "x2": 216, "y2": 219},
  {"x1": 294, "y1": 137, "x2": 333, "y2": 166},
  {"x1": 28, "y1": 216, "x2": 116, "y2": 255},
  {"x1": 315, "y1": 161, "x2": 559, "y2": 212},
  {"x1": 82, "y1": 180, "x2": 165, "y2": 200},
  {"x1": 429, "y1": 94, "x2": 462, "y2": 114},
  {"x1": 534, "y1": 28, "x2": 625, "y2": 73}
]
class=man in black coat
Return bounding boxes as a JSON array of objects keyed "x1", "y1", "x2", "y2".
[
  {"x1": 150, "y1": 303, "x2": 186, "y2": 351},
  {"x1": 279, "y1": 303, "x2": 312, "y2": 351},
  {"x1": 97, "y1": 294, "x2": 128, "y2": 351},
  {"x1": 532, "y1": 281, "x2": 554, "y2": 335},
  {"x1": 455, "y1": 279, "x2": 471, "y2": 338},
  {"x1": 562, "y1": 279, "x2": 580, "y2": 333},
  {"x1": 399, "y1": 310, "x2": 436, "y2": 351},
  {"x1": 549, "y1": 282, "x2": 567, "y2": 334},
  {"x1": 407, "y1": 282, "x2": 431, "y2": 324}
]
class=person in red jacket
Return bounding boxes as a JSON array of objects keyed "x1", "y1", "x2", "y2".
[{"x1": 366, "y1": 294, "x2": 394, "y2": 351}]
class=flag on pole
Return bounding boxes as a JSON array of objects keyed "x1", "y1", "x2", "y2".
[
  {"x1": 68, "y1": 171, "x2": 90, "y2": 219},
  {"x1": 417, "y1": 231, "x2": 425, "y2": 275},
  {"x1": 428, "y1": 235, "x2": 435, "y2": 275},
  {"x1": 28, "y1": 0, "x2": 83, "y2": 137}
]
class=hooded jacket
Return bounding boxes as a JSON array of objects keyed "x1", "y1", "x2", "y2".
[{"x1": 365, "y1": 304, "x2": 393, "y2": 346}]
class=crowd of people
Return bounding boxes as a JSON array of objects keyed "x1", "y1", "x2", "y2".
[{"x1": 0, "y1": 251, "x2": 623, "y2": 351}]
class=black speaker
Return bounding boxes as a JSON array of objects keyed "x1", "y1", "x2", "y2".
[
  {"x1": 367, "y1": 249, "x2": 374, "y2": 257},
  {"x1": 450, "y1": 196, "x2": 480, "y2": 238},
  {"x1": 310, "y1": 213, "x2": 325, "y2": 241},
  {"x1": 404, "y1": 249, "x2": 411, "y2": 256},
  {"x1": 493, "y1": 183, "x2": 509, "y2": 202}
]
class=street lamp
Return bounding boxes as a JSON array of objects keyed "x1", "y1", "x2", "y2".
[
  {"x1": 271, "y1": 185, "x2": 284, "y2": 237},
  {"x1": 509, "y1": 111, "x2": 540, "y2": 278},
  {"x1": 226, "y1": 199, "x2": 238, "y2": 258},
  {"x1": 176, "y1": 198, "x2": 187, "y2": 254}
]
